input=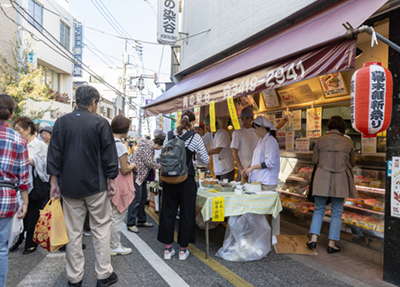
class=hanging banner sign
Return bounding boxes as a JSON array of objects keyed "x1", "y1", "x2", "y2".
[
  {"x1": 227, "y1": 97, "x2": 241, "y2": 130},
  {"x1": 292, "y1": 110, "x2": 302, "y2": 130},
  {"x1": 210, "y1": 101, "x2": 216, "y2": 132},
  {"x1": 158, "y1": 114, "x2": 163, "y2": 130},
  {"x1": 176, "y1": 111, "x2": 182, "y2": 123},
  {"x1": 157, "y1": 0, "x2": 179, "y2": 45},
  {"x1": 73, "y1": 17, "x2": 84, "y2": 77},
  {"x1": 144, "y1": 39, "x2": 357, "y2": 117},
  {"x1": 194, "y1": 107, "x2": 200, "y2": 126},
  {"x1": 391, "y1": 157, "x2": 400, "y2": 218},
  {"x1": 212, "y1": 196, "x2": 225, "y2": 222},
  {"x1": 306, "y1": 107, "x2": 322, "y2": 138},
  {"x1": 170, "y1": 113, "x2": 176, "y2": 130}
]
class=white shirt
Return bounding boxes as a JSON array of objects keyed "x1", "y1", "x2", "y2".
[
  {"x1": 249, "y1": 133, "x2": 280, "y2": 185},
  {"x1": 203, "y1": 129, "x2": 235, "y2": 176},
  {"x1": 230, "y1": 127, "x2": 259, "y2": 169},
  {"x1": 27, "y1": 137, "x2": 50, "y2": 192},
  {"x1": 114, "y1": 138, "x2": 128, "y2": 169}
]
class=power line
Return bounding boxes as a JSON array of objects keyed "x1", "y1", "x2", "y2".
[{"x1": 90, "y1": 0, "x2": 126, "y2": 38}]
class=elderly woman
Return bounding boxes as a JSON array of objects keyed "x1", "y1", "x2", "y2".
[
  {"x1": 307, "y1": 116, "x2": 357, "y2": 253},
  {"x1": 39, "y1": 125, "x2": 52, "y2": 146},
  {"x1": 11, "y1": 117, "x2": 49, "y2": 254}
]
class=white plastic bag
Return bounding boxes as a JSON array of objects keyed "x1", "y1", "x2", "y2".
[
  {"x1": 215, "y1": 213, "x2": 271, "y2": 261},
  {"x1": 8, "y1": 197, "x2": 24, "y2": 249}
]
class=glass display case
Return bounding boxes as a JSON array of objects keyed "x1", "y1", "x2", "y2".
[{"x1": 277, "y1": 151, "x2": 386, "y2": 242}]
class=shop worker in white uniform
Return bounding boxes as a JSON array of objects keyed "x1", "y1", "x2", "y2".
[
  {"x1": 230, "y1": 107, "x2": 260, "y2": 182},
  {"x1": 242, "y1": 116, "x2": 281, "y2": 246},
  {"x1": 203, "y1": 115, "x2": 236, "y2": 182}
]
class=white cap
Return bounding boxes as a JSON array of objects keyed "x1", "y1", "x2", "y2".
[{"x1": 253, "y1": 116, "x2": 276, "y2": 131}]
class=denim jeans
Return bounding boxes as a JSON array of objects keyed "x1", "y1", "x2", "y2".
[
  {"x1": 0, "y1": 217, "x2": 13, "y2": 287},
  {"x1": 127, "y1": 181, "x2": 148, "y2": 226},
  {"x1": 309, "y1": 196, "x2": 344, "y2": 241}
]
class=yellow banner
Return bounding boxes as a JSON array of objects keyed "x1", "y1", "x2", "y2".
[
  {"x1": 177, "y1": 111, "x2": 182, "y2": 123},
  {"x1": 227, "y1": 96, "x2": 241, "y2": 130},
  {"x1": 158, "y1": 114, "x2": 163, "y2": 130},
  {"x1": 212, "y1": 196, "x2": 225, "y2": 222},
  {"x1": 210, "y1": 101, "x2": 216, "y2": 132}
]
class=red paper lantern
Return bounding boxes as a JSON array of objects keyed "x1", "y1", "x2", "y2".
[{"x1": 351, "y1": 62, "x2": 393, "y2": 137}]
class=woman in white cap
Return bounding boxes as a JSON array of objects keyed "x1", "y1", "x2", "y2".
[{"x1": 242, "y1": 116, "x2": 280, "y2": 246}]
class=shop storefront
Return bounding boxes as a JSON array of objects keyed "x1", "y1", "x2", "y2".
[{"x1": 144, "y1": 0, "x2": 400, "y2": 284}]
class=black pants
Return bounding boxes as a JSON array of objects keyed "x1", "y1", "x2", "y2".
[
  {"x1": 216, "y1": 169, "x2": 235, "y2": 182},
  {"x1": 157, "y1": 176, "x2": 197, "y2": 248},
  {"x1": 127, "y1": 181, "x2": 148, "y2": 226},
  {"x1": 17, "y1": 197, "x2": 42, "y2": 250}
]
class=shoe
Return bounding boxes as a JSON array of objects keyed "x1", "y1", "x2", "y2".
[
  {"x1": 83, "y1": 230, "x2": 92, "y2": 236},
  {"x1": 82, "y1": 244, "x2": 86, "y2": 250},
  {"x1": 110, "y1": 244, "x2": 132, "y2": 256},
  {"x1": 68, "y1": 280, "x2": 82, "y2": 286},
  {"x1": 272, "y1": 235, "x2": 278, "y2": 246},
  {"x1": 23, "y1": 247, "x2": 36, "y2": 255},
  {"x1": 164, "y1": 248, "x2": 175, "y2": 260},
  {"x1": 179, "y1": 250, "x2": 189, "y2": 260},
  {"x1": 137, "y1": 222, "x2": 153, "y2": 227},
  {"x1": 327, "y1": 246, "x2": 341, "y2": 254},
  {"x1": 9, "y1": 243, "x2": 20, "y2": 252},
  {"x1": 306, "y1": 241, "x2": 317, "y2": 249},
  {"x1": 97, "y1": 272, "x2": 118, "y2": 287},
  {"x1": 128, "y1": 225, "x2": 139, "y2": 233}
]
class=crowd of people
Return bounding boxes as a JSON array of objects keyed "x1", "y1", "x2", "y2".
[{"x1": 0, "y1": 85, "x2": 357, "y2": 286}]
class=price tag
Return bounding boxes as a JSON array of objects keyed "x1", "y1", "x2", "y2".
[
  {"x1": 227, "y1": 96, "x2": 241, "y2": 130},
  {"x1": 210, "y1": 101, "x2": 216, "y2": 132},
  {"x1": 212, "y1": 196, "x2": 225, "y2": 222}
]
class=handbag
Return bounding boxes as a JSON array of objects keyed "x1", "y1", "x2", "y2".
[
  {"x1": 307, "y1": 165, "x2": 331, "y2": 205},
  {"x1": 29, "y1": 166, "x2": 50, "y2": 202}
]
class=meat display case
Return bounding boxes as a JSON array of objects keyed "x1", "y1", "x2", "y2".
[{"x1": 277, "y1": 151, "x2": 386, "y2": 242}]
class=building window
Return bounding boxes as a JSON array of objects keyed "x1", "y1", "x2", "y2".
[
  {"x1": 39, "y1": 65, "x2": 60, "y2": 92},
  {"x1": 28, "y1": 0, "x2": 43, "y2": 31},
  {"x1": 107, "y1": 108, "x2": 112, "y2": 119},
  {"x1": 60, "y1": 22, "x2": 70, "y2": 50}
]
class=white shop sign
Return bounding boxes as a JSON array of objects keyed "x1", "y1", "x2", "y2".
[
  {"x1": 157, "y1": 0, "x2": 179, "y2": 45},
  {"x1": 391, "y1": 157, "x2": 400, "y2": 218}
]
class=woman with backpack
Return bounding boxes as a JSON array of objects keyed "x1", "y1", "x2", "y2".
[{"x1": 158, "y1": 110, "x2": 209, "y2": 260}]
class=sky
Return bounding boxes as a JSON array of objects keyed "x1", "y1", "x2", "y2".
[{"x1": 67, "y1": 0, "x2": 172, "y2": 96}]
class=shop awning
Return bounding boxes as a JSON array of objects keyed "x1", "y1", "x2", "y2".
[{"x1": 144, "y1": 0, "x2": 387, "y2": 117}]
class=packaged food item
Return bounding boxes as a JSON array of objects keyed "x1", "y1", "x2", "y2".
[
  {"x1": 376, "y1": 222, "x2": 384, "y2": 233},
  {"x1": 372, "y1": 201, "x2": 385, "y2": 212},
  {"x1": 356, "y1": 216, "x2": 380, "y2": 231},
  {"x1": 369, "y1": 179, "x2": 381, "y2": 188}
]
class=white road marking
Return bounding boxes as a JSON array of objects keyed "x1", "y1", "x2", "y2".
[{"x1": 121, "y1": 224, "x2": 190, "y2": 287}]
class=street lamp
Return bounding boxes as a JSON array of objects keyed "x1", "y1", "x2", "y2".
[{"x1": 137, "y1": 77, "x2": 145, "y2": 91}]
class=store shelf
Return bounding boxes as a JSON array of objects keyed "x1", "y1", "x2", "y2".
[
  {"x1": 277, "y1": 189, "x2": 306, "y2": 197},
  {"x1": 286, "y1": 176, "x2": 310, "y2": 182},
  {"x1": 323, "y1": 216, "x2": 384, "y2": 240},
  {"x1": 356, "y1": 185, "x2": 385, "y2": 195},
  {"x1": 343, "y1": 204, "x2": 384, "y2": 216}
]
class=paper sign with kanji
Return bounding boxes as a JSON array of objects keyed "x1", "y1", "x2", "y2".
[{"x1": 212, "y1": 196, "x2": 225, "y2": 222}]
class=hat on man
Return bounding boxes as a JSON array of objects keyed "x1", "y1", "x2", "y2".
[
  {"x1": 39, "y1": 125, "x2": 53, "y2": 134},
  {"x1": 203, "y1": 115, "x2": 220, "y2": 129},
  {"x1": 253, "y1": 116, "x2": 276, "y2": 131},
  {"x1": 240, "y1": 107, "x2": 254, "y2": 118}
]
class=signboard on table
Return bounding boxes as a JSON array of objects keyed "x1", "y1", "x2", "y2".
[
  {"x1": 306, "y1": 107, "x2": 322, "y2": 138},
  {"x1": 292, "y1": 110, "x2": 302, "y2": 130},
  {"x1": 286, "y1": 131, "x2": 295, "y2": 151},
  {"x1": 73, "y1": 17, "x2": 84, "y2": 77},
  {"x1": 319, "y1": 72, "x2": 349, "y2": 98},
  {"x1": 157, "y1": 0, "x2": 179, "y2": 45},
  {"x1": 295, "y1": 137, "x2": 310, "y2": 152},
  {"x1": 277, "y1": 84, "x2": 316, "y2": 105},
  {"x1": 261, "y1": 90, "x2": 280, "y2": 108},
  {"x1": 362, "y1": 135, "x2": 376, "y2": 153},
  {"x1": 391, "y1": 157, "x2": 400, "y2": 218},
  {"x1": 194, "y1": 107, "x2": 200, "y2": 126}
]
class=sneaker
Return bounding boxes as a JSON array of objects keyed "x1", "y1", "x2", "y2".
[
  {"x1": 83, "y1": 230, "x2": 92, "y2": 237},
  {"x1": 179, "y1": 250, "x2": 189, "y2": 260},
  {"x1": 127, "y1": 226, "x2": 139, "y2": 233},
  {"x1": 272, "y1": 235, "x2": 278, "y2": 246},
  {"x1": 96, "y1": 272, "x2": 118, "y2": 287},
  {"x1": 110, "y1": 244, "x2": 132, "y2": 256},
  {"x1": 164, "y1": 248, "x2": 175, "y2": 260},
  {"x1": 137, "y1": 222, "x2": 153, "y2": 227}
]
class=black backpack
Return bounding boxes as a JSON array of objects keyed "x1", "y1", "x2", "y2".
[{"x1": 160, "y1": 130, "x2": 194, "y2": 184}]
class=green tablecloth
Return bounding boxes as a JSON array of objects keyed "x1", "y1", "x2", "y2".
[{"x1": 196, "y1": 188, "x2": 282, "y2": 221}]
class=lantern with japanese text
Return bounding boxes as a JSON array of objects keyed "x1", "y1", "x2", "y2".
[{"x1": 351, "y1": 62, "x2": 393, "y2": 137}]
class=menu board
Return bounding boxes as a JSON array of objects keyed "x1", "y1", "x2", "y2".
[
  {"x1": 261, "y1": 90, "x2": 280, "y2": 108},
  {"x1": 319, "y1": 72, "x2": 348, "y2": 98},
  {"x1": 306, "y1": 107, "x2": 322, "y2": 138},
  {"x1": 277, "y1": 84, "x2": 316, "y2": 105},
  {"x1": 295, "y1": 137, "x2": 310, "y2": 152},
  {"x1": 292, "y1": 110, "x2": 302, "y2": 131},
  {"x1": 286, "y1": 131, "x2": 295, "y2": 151},
  {"x1": 391, "y1": 157, "x2": 400, "y2": 218},
  {"x1": 362, "y1": 135, "x2": 377, "y2": 153}
]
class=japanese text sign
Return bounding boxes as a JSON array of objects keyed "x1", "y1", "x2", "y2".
[
  {"x1": 391, "y1": 157, "x2": 400, "y2": 218},
  {"x1": 212, "y1": 196, "x2": 225, "y2": 222},
  {"x1": 176, "y1": 111, "x2": 182, "y2": 123},
  {"x1": 73, "y1": 17, "x2": 84, "y2": 77},
  {"x1": 227, "y1": 97, "x2": 241, "y2": 130},
  {"x1": 157, "y1": 0, "x2": 179, "y2": 45},
  {"x1": 194, "y1": 107, "x2": 200, "y2": 126},
  {"x1": 210, "y1": 101, "x2": 216, "y2": 132},
  {"x1": 158, "y1": 114, "x2": 163, "y2": 130}
]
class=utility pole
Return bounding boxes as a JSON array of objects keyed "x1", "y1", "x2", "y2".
[{"x1": 122, "y1": 39, "x2": 128, "y2": 115}]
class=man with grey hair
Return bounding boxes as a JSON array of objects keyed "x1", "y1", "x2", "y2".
[{"x1": 47, "y1": 86, "x2": 119, "y2": 287}]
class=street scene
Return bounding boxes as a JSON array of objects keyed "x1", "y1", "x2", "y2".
[{"x1": 1, "y1": 0, "x2": 400, "y2": 287}]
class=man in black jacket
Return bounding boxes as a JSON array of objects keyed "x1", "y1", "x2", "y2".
[{"x1": 47, "y1": 86, "x2": 119, "y2": 287}]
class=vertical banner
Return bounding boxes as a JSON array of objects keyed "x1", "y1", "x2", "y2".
[
  {"x1": 73, "y1": 17, "x2": 84, "y2": 77},
  {"x1": 306, "y1": 107, "x2": 322, "y2": 138},
  {"x1": 176, "y1": 111, "x2": 182, "y2": 123},
  {"x1": 158, "y1": 114, "x2": 163, "y2": 130},
  {"x1": 210, "y1": 101, "x2": 216, "y2": 132},
  {"x1": 286, "y1": 131, "x2": 295, "y2": 151},
  {"x1": 170, "y1": 113, "x2": 176, "y2": 130},
  {"x1": 391, "y1": 157, "x2": 400, "y2": 218},
  {"x1": 292, "y1": 110, "x2": 302, "y2": 130},
  {"x1": 157, "y1": 0, "x2": 179, "y2": 45},
  {"x1": 194, "y1": 107, "x2": 200, "y2": 126},
  {"x1": 212, "y1": 196, "x2": 225, "y2": 222},
  {"x1": 227, "y1": 96, "x2": 241, "y2": 130}
]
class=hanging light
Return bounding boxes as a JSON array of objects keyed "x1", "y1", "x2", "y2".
[
  {"x1": 137, "y1": 77, "x2": 145, "y2": 91},
  {"x1": 227, "y1": 118, "x2": 233, "y2": 130},
  {"x1": 351, "y1": 62, "x2": 393, "y2": 137}
]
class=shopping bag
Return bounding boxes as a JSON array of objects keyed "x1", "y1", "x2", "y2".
[
  {"x1": 33, "y1": 198, "x2": 69, "y2": 252},
  {"x1": 8, "y1": 197, "x2": 24, "y2": 249}
]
